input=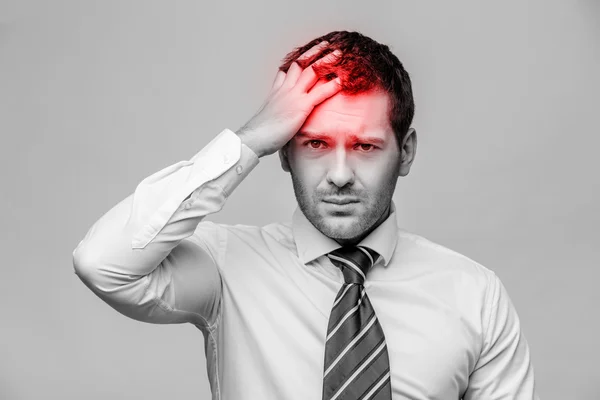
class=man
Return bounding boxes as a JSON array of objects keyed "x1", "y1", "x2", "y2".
[{"x1": 73, "y1": 30, "x2": 538, "y2": 399}]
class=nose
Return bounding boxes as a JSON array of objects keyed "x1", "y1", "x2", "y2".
[{"x1": 326, "y1": 147, "x2": 355, "y2": 188}]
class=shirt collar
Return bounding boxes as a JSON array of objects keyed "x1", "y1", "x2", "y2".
[{"x1": 292, "y1": 201, "x2": 398, "y2": 266}]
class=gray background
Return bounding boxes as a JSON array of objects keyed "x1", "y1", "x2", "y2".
[{"x1": 1, "y1": 1, "x2": 598, "y2": 399}]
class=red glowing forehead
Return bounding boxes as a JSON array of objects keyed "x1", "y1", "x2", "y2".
[{"x1": 298, "y1": 89, "x2": 392, "y2": 142}]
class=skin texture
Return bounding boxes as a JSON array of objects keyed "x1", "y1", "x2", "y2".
[{"x1": 279, "y1": 88, "x2": 417, "y2": 245}]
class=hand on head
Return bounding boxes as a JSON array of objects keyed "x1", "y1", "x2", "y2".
[{"x1": 236, "y1": 41, "x2": 343, "y2": 158}]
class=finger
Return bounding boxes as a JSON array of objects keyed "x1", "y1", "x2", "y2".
[
  {"x1": 282, "y1": 61, "x2": 303, "y2": 88},
  {"x1": 296, "y1": 40, "x2": 330, "y2": 64},
  {"x1": 307, "y1": 77, "x2": 342, "y2": 106},
  {"x1": 283, "y1": 42, "x2": 331, "y2": 89},
  {"x1": 271, "y1": 70, "x2": 286, "y2": 90},
  {"x1": 296, "y1": 49, "x2": 342, "y2": 92},
  {"x1": 313, "y1": 48, "x2": 342, "y2": 67}
]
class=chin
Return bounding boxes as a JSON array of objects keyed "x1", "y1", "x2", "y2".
[
  {"x1": 315, "y1": 213, "x2": 365, "y2": 240},
  {"x1": 299, "y1": 198, "x2": 380, "y2": 241}
]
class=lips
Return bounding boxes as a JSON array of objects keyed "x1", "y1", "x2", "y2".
[{"x1": 322, "y1": 197, "x2": 359, "y2": 205}]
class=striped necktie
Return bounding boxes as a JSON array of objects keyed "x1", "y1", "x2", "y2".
[{"x1": 322, "y1": 246, "x2": 392, "y2": 400}]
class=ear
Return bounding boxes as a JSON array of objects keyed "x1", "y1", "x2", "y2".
[
  {"x1": 278, "y1": 143, "x2": 291, "y2": 172},
  {"x1": 399, "y1": 127, "x2": 417, "y2": 177}
]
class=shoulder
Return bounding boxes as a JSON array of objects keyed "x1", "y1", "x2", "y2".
[{"x1": 393, "y1": 228, "x2": 498, "y2": 289}]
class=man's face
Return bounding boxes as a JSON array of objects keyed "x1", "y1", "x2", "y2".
[{"x1": 280, "y1": 89, "x2": 403, "y2": 244}]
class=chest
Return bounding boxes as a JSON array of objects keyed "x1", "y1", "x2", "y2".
[{"x1": 217, "y1": 260, "x2": 479, "y2": 399}]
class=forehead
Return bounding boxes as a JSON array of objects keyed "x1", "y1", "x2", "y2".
[{"x1": 299, "y1": 89, "x2": 392, "y2": 138}]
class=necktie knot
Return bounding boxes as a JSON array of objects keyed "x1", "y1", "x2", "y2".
[{"x1": 327, "y1": 246, "x2": 378, "y2": 285}]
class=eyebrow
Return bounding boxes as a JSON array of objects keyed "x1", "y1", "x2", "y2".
[{"x1": 296, "y1": 131, "x2": 386, "y2": 145}]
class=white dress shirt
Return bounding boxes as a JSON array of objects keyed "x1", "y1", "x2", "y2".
[{"x1": 73, "y1": 128, "x2": 538, "y2": 400}]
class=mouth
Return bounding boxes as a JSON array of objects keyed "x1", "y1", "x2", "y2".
[{"x1": 322, "y1": 197, "x2": 360, "y2": 205}]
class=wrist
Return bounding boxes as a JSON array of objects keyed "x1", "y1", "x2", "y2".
[{"x1": 235, "y1": 128, "x2": 265, "y2": 158}]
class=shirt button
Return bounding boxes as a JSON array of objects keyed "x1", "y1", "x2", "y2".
[
  {"x1": 236, "y1": 165, "x2": 243, "y2": 174},
  {"x1": 184, "y1": 202, "x2": 192, "y2": 210}
]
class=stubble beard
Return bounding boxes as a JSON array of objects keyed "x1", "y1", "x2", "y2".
[{"x1": 290, "y1": 171, "x2": 393, "y2": 243}]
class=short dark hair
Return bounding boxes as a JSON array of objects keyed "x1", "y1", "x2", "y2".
[{"x1": 279, "y1": 30, "x2": 415, "y2": 148}]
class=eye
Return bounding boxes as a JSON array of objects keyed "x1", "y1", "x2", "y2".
[
  {"x1": 355, "y1": 143, "x2": 376, "y2": 152},
  {"x1": 306, "y1": 140, "x2": 327, "y2": 149}
]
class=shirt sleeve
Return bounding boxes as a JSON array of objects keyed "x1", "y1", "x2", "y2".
[
  {"x1": 463, "y1": 272, "x2": 539, "y2": 400},
  {"x1": 72, "y1": 128, "x2": 259, "y2": 329}
]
